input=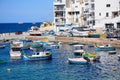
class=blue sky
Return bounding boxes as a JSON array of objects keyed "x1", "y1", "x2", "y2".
[{"x1": 0, "y1": 0, "x2": 54, "y2": 23}]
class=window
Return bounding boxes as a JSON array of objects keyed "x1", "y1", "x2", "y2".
[
  {"x1": 55, "y1": 0, "x2": 62, "y2": 2},
  {"x1": 99, "y1": 13, "x2": 101, "y2": 16},
  {"x1": 85, "y1": 3, "x2": 89, "y2": 5},
  {"x1": 106, "y1": 12, "x2": 109, "y2": 17},
  {"x1": 37, "y1": 53, "x2": 39, "y2": 55},
  {"x1": 106, "y1": 4, "x2": 110, "y2": 7},
  {"x1": 72, "y1": 0, "x2": 75, "y2": 3},
  {"x1": 91, "y1": 4, "x2": 95, "y2": 10},
  {"x1": 75, "y1": 6, "x2": 78, "y2": 8},
  {"x1": 91, "y1": 0, "x2": 94, "y2": 2}
]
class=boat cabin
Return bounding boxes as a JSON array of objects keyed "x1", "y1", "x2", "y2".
[
  {"x1": 73, "y1": 44, "x2": 84, "y2": 50},
  {"x1": 32, "y1": 51, "x2": 50, "y2": 56}
]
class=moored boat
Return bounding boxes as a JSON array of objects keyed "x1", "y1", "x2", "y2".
[
  {"x1": 23, "y1": 51, "x2": 52, "y2": 61},
  {"x1": 10, "y1": 47, "x2": 21, "y2": 59},
  {"x1": 68, "y1": 58, "x2": 87, "y2": 64},
  {"x1": 95, "y1": 44, "x2": 116, "y2": 51},
  {"x1": 68, "y1": 53, "x2": 100, "y2": 64},
  {"x1": 73, "y1": 50, "x2": 85, "y2": 56},
  {"x1": 10, "y1": 40, "x2": 23, "y2": 59},
  {"x1": 73, "y1": 44, "x2": 85, "y2": 56},
  {"x1": 0, "y1": 45, "x2": 6, "y2": 49}
]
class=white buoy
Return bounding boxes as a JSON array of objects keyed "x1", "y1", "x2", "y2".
[{"x1": 7, "y1": 68, "x2": 11, "y2": 72}]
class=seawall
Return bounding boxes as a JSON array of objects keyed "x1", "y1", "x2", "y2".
[
  {"x1": 25, "y1": 36, "x2": 120, "y2": 48},
  {"x1": 0, "y1": 32, "x2": 120, "y2": 48}
]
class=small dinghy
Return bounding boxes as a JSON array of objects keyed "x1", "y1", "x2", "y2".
[
  {"x1": 68, "y1": 53, "x2": 100, "y2": 64},
  {"x1": 68, "y1": 58, "x2": 87, "y2": 64}
]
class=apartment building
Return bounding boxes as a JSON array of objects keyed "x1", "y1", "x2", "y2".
[
  {"x1": 54, "y1": 0, "x2": 83, "y2": 31},
  {"x1": 54, "y1": 0, "x2": 120, "y2": 32},
  {"x1": 54, "y1": 0, "x2": 66, "y2": 31},
  {"x1": 83, "y1": 0, "x2": 95, "y2": 27},
  {"x1": 65, "y1": 0, "x2": 82, "y2": 26},
  {"x1": 94, "y1": 0, "x2": 120, "y2": 35}
]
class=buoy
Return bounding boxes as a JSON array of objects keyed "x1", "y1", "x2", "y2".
[{"x1": 7, "y1": 68, "x2": 11, "y2": 72}]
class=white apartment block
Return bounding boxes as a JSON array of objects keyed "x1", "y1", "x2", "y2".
[
  {"x1": 84, "y1": 0, "x2": 120, "y2": 31},
  {"x1": 83, "y1": 0, "x2": 95, "y2": 27},
  {"x1": 54, "y1": 0, "x2": 120, "y2": 32},
  {"x1": 65, "y1": 0, "x2": 82, "y2": 26},
  {"x1": 94, "y1": 0, "x2": 120, "y2": 30},
  {"x1": 54, "y1": 0, "x2": 83, "y2": 31},
  {"x1": 54, "y1": 0, "x2": 66, "y2": 31}
]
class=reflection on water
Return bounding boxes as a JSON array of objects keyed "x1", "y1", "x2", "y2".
[{"x1": 0, "y1": 43, "x2": 120, "y2": 80}]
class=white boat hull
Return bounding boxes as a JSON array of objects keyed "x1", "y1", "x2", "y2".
[
  {"x1": 10, "y1": 50, "x2": 21, "y2": 59},
  {"x1": 68, "y1": 58, "x2": 87, "y2": 64},
  {"x1": 23, "y1": 52, "x2": 52, "y2": 61}
]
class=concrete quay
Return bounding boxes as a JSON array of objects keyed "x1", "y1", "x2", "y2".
[
  {"x1": 0, "y1": 32, "x2": 120, "y2": 48},
  {"x1": 25, "y1": 36, "x2": 120, "y2": 48}
]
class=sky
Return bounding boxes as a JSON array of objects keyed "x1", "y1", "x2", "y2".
[{"x1": 0, "y1": 0, "x2": 54, "y2": 23}]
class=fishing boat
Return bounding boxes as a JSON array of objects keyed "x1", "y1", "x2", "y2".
[
  {"x1": 95, "y1": 44, "x2": 116, "y2": 51},
  {"x1": 0, "y1": 59, "x2": 7, "y2": 64},
  {"x1": 22, "y1": 42, "x2": 52, "y2": 61},
  {"x1": 23, "y1": 51, "x2": 52, "y2": 61},
  {"x1": 10, "y1": 47, "x2": 21, "y2": 59},
  {"x1": 73, "y1": 44, "x2": 85, "y2": 56},
  {"x1": 10, "y1": 40, "x2": 24, "y2": 59}
]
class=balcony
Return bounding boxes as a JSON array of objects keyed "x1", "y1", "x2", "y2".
[
  {"x1": 54, "y1": 8, "x2": 65, "y2": 11},
  {"x1": 55, "y1": 16, "x2": 65, "y2": 18},
  {"x1": 54, "y1": 1, "x2": 65, "y2": 5}
]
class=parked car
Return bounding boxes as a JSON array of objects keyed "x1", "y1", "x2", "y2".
[
  {"x1": 55, "y1": 29, "x2": 71, "y2": 37},
  {"x1": 69, "y1": 27, "x2": 90, "y2": 37}
]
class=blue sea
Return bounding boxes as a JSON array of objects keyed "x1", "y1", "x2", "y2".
[
  {"x1": 0, "y1": 23, "x2": 42, "y2": 34},
  {"x1": 0, "y1": 44, "x2": 120, "y2": 80}
]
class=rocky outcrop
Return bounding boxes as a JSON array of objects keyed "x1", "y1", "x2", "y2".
[{"x1": 39, "y1": 22, "x2": 55, "y2": 31}]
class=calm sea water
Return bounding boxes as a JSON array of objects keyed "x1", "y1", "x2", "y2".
[
  {"x1": 0, "y1": 23, "x2": 42, "y2": 34},
  {"x1": 0, "y1": 44, "x2": 120, "y2": 80}
]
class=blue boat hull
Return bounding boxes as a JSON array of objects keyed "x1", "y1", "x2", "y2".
[
  {"x1": 95, "y1": 47, "x2": 116, "y2": 51},
  {"x1": 68, "y1": 60, "x2": 87, "y2": 64}
]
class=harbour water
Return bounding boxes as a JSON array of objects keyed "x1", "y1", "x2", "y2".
[
  {"x1": 0, "y1": 23, "x2": 42, "y2": 34},
  {"x1": 0, "y1": 43, "x2": 120, "y2": 80}
]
